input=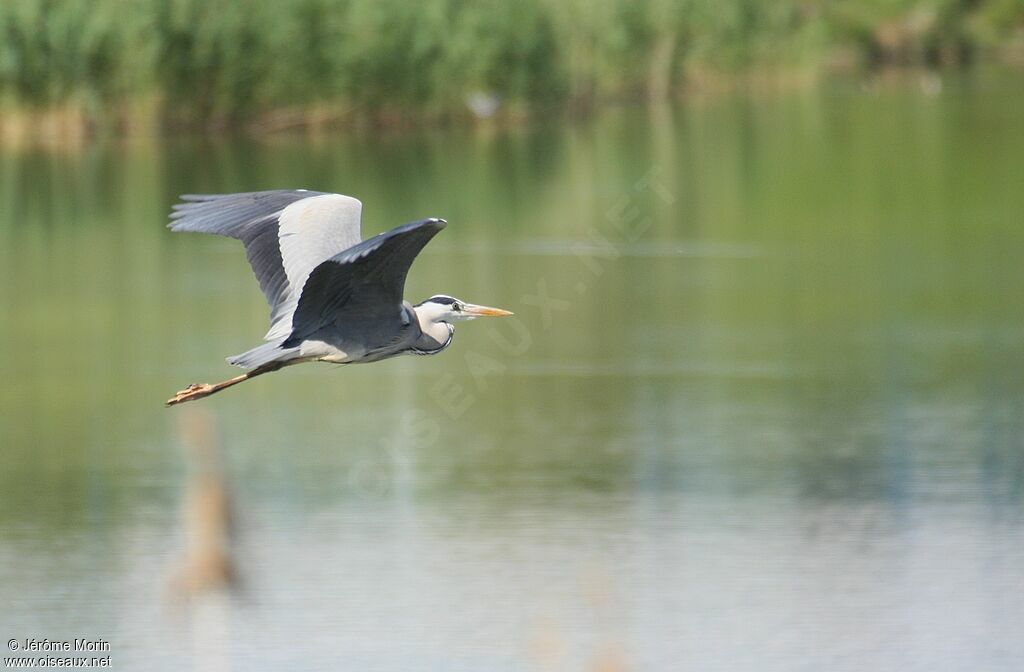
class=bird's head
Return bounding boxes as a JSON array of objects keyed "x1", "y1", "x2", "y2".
[{"x1": 415, "y1": 295, "x2": 513, "y2": 324}]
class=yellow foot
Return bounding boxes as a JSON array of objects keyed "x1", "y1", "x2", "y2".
[{"x1": 166, "y1": 383, "x2": 214, "y2": 407}]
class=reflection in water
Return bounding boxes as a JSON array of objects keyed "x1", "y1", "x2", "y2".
[
  {"x1": 168, "y1": 409, "x2": 234, "y2": 599},
  {"x1": 1, "y1": 70, "x2": 1024, "y2": 670},
  {"x1": 165, "y1": 409, "x2": 235, "y2": 672}
]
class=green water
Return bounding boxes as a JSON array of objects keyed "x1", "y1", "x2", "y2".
[{"x1": 2, "y1": 70, "x2": 1024, "y2": 670}]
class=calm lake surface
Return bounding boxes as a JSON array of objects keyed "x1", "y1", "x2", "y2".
[{"x1": 2, "y1": 70, "x2": 1023, "y2": 671}]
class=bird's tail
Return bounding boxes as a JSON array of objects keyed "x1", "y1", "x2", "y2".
[{"x1": 226, "y1": 341, "x2": 295, "y2": 369}]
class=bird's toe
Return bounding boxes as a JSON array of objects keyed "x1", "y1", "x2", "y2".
[{"x1": 166, "y1": 383, "x2": 214, "y2": 407}]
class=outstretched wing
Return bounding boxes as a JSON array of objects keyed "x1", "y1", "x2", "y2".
[
  {"x1": 285, "y1": 218, "x2": 446, "y2": 346},
  {"x1": 168, "y1": 190, "x2": 363, "y2": 340}
]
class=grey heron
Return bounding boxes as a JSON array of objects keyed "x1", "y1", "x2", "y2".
[{"x1": 165, "y1": 190, "x2": 512, "y2": 407}]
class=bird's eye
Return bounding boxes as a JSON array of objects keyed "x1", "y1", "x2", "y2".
[{"x1": 453, "y1": 303, "x2": 462, "y2": 312}]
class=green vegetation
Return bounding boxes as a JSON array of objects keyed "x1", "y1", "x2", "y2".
[{"x1": 1, "y1": 0, "x2": 1023, "y2": 134}]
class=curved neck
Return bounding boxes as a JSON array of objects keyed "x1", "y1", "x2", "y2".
[{"x1": 410, "y1": 307, "x2": 454, "y2": 354}]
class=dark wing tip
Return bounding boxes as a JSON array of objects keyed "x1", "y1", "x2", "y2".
[
  {"x1": 410, "y1": 217, "x2": 447, "y2": 235},
  {"x1": 399, "y1": 217, "x2": 447, "y2": 241},
  {"x1": 383, "y1": 217, "x2": 447, "y2": 237}
]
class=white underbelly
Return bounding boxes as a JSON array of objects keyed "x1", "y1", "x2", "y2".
[
  {"x1": 316, "y1": 354, "x2": 350, "y2": 363},
  {"x1": 298, "y1": 339, "x2": 353, "y2": 363}
]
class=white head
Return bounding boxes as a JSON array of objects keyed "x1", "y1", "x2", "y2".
[{"x1": 414, "y1": 295, "x2": 513, "y2": 324}]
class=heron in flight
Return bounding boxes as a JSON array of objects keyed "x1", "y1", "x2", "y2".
[{"x1": 165, "y1": 190, "x2": 512, "y2": 407}]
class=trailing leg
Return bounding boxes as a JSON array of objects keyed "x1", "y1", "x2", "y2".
[{"x1": 165, "y1": 362, "x2": 284, "y2": 407}]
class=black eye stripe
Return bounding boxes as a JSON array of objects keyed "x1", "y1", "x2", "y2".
[{"x1": 416, "y1": 295, "x2": 461, "y2": 309}]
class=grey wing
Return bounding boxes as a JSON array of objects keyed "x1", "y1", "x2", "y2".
[
  {"x1": 168, "y1": 190, "x2": 364, "y2": 340},
  {"x1": 284, "y1": 218, "x2": 447, "y2": 347}
]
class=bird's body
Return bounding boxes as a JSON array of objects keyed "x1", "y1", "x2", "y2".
[
  {"x1": 259, "y1": 299, "x2": 450, "y2": 367},
  {"x1": 165, "y1": 190, "x2": 511, "y2": 406}
]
